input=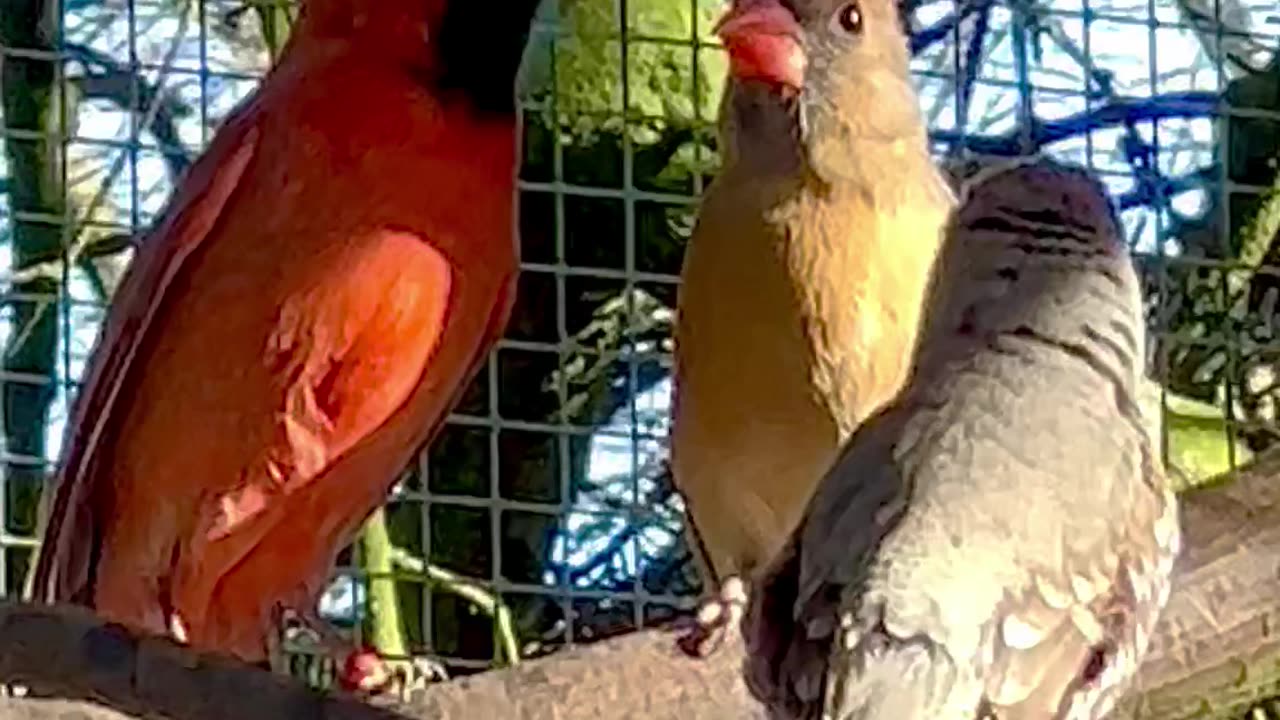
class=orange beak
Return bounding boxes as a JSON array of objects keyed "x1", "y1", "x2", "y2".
[{"x1": 714, "y1": 0, "x2": 806, "y2": 91}]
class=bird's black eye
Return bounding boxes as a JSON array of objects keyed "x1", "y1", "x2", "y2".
[{"x1": 833, "y1": 1, "x2": 863, "y2": 34}]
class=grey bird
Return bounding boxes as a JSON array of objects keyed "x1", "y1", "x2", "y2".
[{"x1": 742, "y1": 158, "x2": 1182, "y2": 720}]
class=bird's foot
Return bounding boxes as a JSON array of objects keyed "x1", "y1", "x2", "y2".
[
  {"x1": 676, "y1": 575, "x2": 749, "y2": 658},
  {"x1": 267, "y1": 604, "x2": 353, "y2": 681},
  {"x1": 275, "y1": 605, "x2": 349, "y2": 653},
  {"x1": 167, "y1": 612, "x2": 191, "y2": 644},
  {"x1": 268, "y1": 605, "x2": 447, "y2": 701},
  {"x1": 341, "y1": 647, "x2": 448, "y2": 703}
]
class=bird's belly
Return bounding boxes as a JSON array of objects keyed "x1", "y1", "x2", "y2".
[{"x1": 672, "y1": 327, "x2": 846, "y2": 577}]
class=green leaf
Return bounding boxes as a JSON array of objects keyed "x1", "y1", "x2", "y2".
[
  {"x1": 252, "y1": 0, "x2": 297, "y2": 62},
  {"x1": 521, "y1": 0, "x2": 728, "y2": 140},
  {"x1": 1154, "y1": 387, "x2": 1254, "y2": 490}
]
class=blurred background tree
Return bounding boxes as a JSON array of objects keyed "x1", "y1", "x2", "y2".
[{"x1": 1, "y1": 0, "x2": 1278, "y2": 703}]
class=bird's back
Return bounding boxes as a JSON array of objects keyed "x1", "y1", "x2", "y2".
[
  {"x1": 857, "y1": 342, "x2": 1154, "y2": 637},
  {"x1": 747, "y1": 160, "x2": 1180, "y2": 720}
]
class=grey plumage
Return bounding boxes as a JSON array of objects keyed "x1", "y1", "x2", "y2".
[{"x1": 743, "y1": 158, "x2": 1182, "y2": 720}]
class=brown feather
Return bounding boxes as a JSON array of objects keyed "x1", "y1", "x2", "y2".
[{"x1": 672, "y1": 0, "x2": 954, "y2": 584}]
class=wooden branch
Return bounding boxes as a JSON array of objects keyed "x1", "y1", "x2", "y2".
[
  {"x1": 1111, "y1": 448, "x2": 1280, "y2": 718},
  {"x1": 3, "y1": 450, "x2": 1280, "y2": 720},
  {"x1": 0, "y1": 604, "x2": 404, "y2": 720}
]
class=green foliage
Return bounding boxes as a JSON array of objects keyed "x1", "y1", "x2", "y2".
[
  {"x1": 551, "y1": 287, "x2": 673, "y2": 422},
  {"x1": 253, "y1": 0, "x2": 298, "y2": 61},
  {"x1": 1155, "y1": 58, "x2": 1280, "y2": 454},
  {"x1": 521, "y1": 0, "x2": 727, "y2": 140},
  {"x1": 1162, "y1": 393, "x2": 1253, "y2": 491},
  {"x1": 1, "y1": 0, "x2": 66, "y2": 564}
]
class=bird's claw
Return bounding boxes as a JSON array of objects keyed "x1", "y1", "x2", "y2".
[
  {"x1": 368, "y1": 656, "x2": 449, "y2": 703},
  {"x1": 276, "y1": 605, "x2": 355, "y2": 660},
  {"x1": 677, "y1": 575, "x2": 749, "y2": 658},
  {"x1": 268, "y1": 604, "x2": 448, "y2": 701},
  {"x1": 267, "y1": 604, "x2": 352, "y2": 680},
  {"x1": 167, "y1": 612, "x2": 190, "y2": 644},
  {"x1": 346, "y1": 652, "x2": 449, "y2": 705}
]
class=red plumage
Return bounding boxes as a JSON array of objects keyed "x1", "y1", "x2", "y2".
[{"x1": 30, "y1": 0, "x2": 537, "y2": 669}]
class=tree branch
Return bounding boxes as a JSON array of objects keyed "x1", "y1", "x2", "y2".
[
  {"x1": 932, "y1": 91, "x2": 1220, "y2": 156},
  {"x1": 0, "y1": 604, "x2": 403, "y2": 720},
  {"x1": 1111, "y1": 448, "x2": 1280, "y2": 718},
  {"x1": 65, "y1": 42, "x2": 193, "y2": 181},
  {"x1": 909, "y1": 1, "x2": 988, "y2": 56},
  {"x1": 2, "y1": 448, "x2": 1280, "y2": 719}
]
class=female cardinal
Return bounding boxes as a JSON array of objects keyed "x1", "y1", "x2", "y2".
[
  {"x1": 29, "y1": 0, "x2": 541, "y2": 694},
  {"x1": 672, "y1": 0, "x2": 955, "y2": 656}
]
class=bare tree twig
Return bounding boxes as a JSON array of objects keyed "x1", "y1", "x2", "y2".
[
  {"x1": 66, "y1": 42, "x2": 194, "y2": 181},
  {"x1": 932, "y1": 91, "x2": 1220, "y2": 155},
  {"x1": 1, "y1": 233, "x2": 134, "y2": 287}
]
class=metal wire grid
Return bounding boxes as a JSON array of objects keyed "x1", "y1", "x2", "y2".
[{"x1": 0, "y1": 0, "x2": 1277, "y2": 679}]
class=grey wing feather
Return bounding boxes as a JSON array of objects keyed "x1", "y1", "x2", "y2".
[
  {"x1": 743, "y1": 404, "x2": 923, "y2": 719},
  {"x1": 745, "y1": 360, "x2": 1179, "y2": 720},
  {"x1": 982, "y1": 460, "x2": 1179, "y2": 720}
]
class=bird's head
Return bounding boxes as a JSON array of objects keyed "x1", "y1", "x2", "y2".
[
  {"x1": 715, "y1": 0, "x2": 932, "y2": 182},
  {"x1": 917, "y1": 158, "x2": 1145, "y2": 386}
]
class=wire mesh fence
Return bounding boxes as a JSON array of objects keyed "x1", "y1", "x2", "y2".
[{"x1": 0, "y1": 0, "x2": 1278, "y2": 699}]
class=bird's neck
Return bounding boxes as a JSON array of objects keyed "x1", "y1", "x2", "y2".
[
  {"x1": 719, "y1": 83, "x2": 807, "y2": 177},
  {"x1": 291, "y1": 0, "x2": 539, "y2": 116},
  {"x1": 292, "y1": 0, "x2": 440, "y2": 57},
  {"x1": 721, "y1": 82, "x2": 938, "y2": 197}
]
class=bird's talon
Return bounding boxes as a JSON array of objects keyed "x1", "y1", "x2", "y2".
[
  {"x1": 412, "y1": 657, "x2": 449, "y2": 684},
  {"x1": 388, "y1": 657, "x2": 449, "y2": 701},
  {"x1": 167, "y1": 611, "x2": 190, "y2": 644},
  {"x1": 677, "y1": 576, "x2": 750, "y2": 659},
  {"x1": 342, "y1": 649, "x2": 448, "y2": 702},
  {"x1": 276, "y1": 605, "x2": 350, "y2": 655},
  {"x1": 695, "y1": 599, "x2": 725, "y2": 626}
]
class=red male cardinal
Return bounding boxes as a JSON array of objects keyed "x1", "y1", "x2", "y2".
[{"x1": 29, "y1": 0, "x2": 541, "y2": 692}]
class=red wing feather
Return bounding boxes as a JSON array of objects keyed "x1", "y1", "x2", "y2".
[{"x1": 28, "y1": 108, "x2": 263, "y2": 604}]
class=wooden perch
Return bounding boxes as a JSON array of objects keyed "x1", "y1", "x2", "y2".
[{"x1": 3, "y1": 451, "x2": 1280, "y2": 720}]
